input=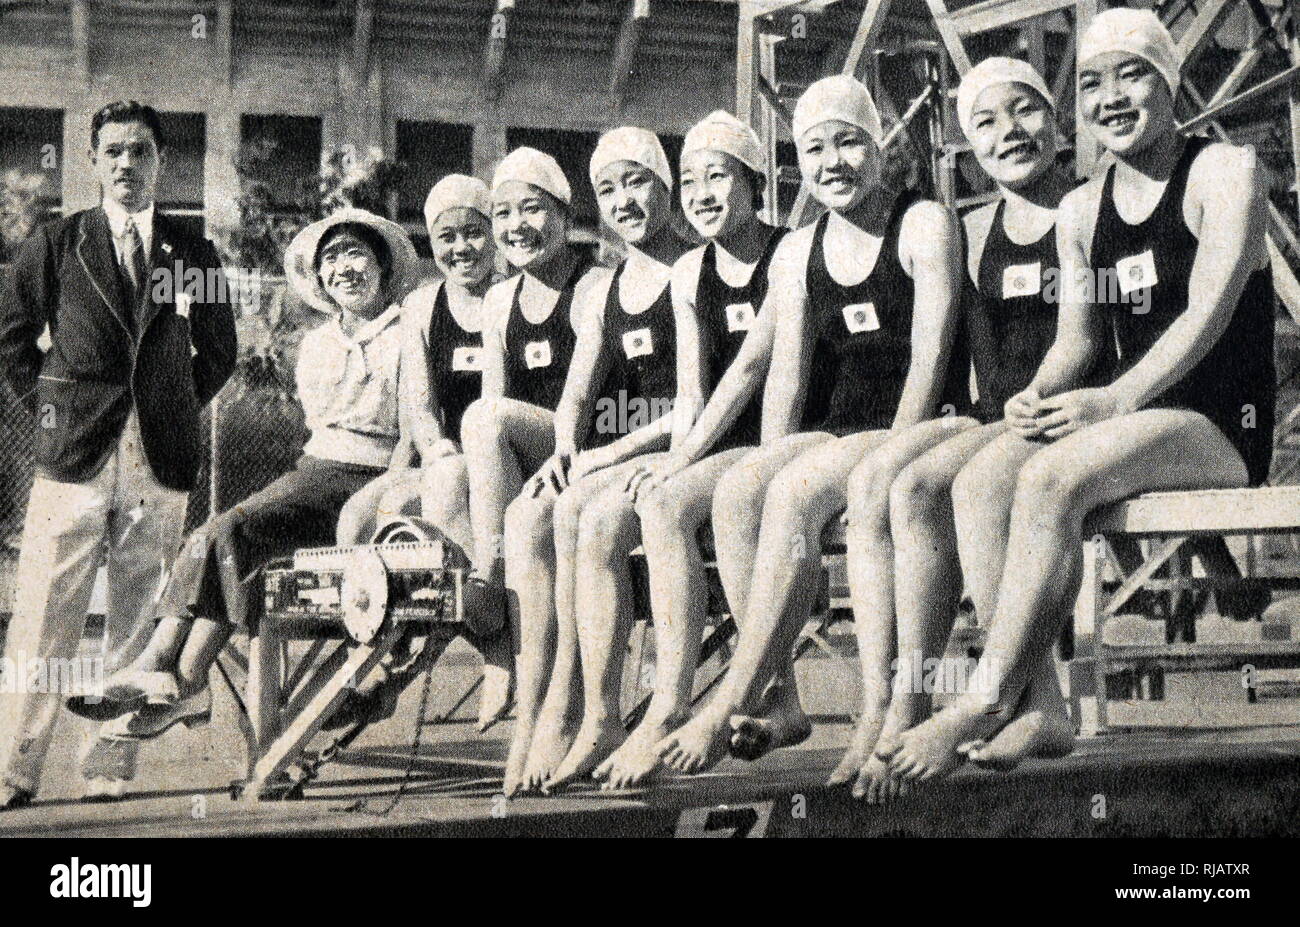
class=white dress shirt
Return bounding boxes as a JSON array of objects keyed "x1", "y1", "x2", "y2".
[{"x1": 102, "y1": 198, "x2": 155, "y2": 266}]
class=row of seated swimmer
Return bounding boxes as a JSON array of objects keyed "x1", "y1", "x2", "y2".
[{"x1": 93, "y1": 8, "x2": 1275, "y2": 806}]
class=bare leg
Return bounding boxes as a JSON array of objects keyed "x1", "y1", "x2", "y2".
[
  {"x1": 889, "y1": 410, "x2": 1250, "y2": 782},
  {"x1": 501, "y1": 488, "x2": 559, "y2": 796},
  {"x1": 461, "y1": 397, "x2": 555, "y2": 578},
  {"x1": 597, "y1": 448, "x2": 749, "y2": 789},
  {"x1": 547, "y1": 458, "x2": 661, "y2": 789},
  {"x1": 960, "y1": 652, "x2": 1073, "y2": 769},
  {"x1": 521, "y1": 466, "x2": 630, "y2": 792},
  {"x1": 827, "y1": 418, "x2": 982, "y2": 799},
  {"x1": 420, "y1": 454, "x2": 511, "y2": 729},
  {"x1": 659, "y1": 432, "x2": 884, "y2": 773}
]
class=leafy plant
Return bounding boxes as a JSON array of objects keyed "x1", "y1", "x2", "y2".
[{"x1": 0, "y1": 169, "x2": 52, "y2": 263}]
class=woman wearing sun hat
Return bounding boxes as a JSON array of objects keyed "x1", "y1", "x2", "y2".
[{"x1": 94, "y1": 207, "x2": 420, "y2": 740}]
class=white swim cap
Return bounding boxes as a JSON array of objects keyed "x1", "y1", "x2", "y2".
[
  {"x1": 957, "y1": 57, "x2": 1055, "y2": 139},
  {"x1": 589, "y1": 126, "x2": 673, "y2": 192},
  {"x1": 792, "y1": 74, "x2": 883, "y2": 145},
  {"x1": 492, "y1": 146, "x2": 573, "y2": 207},
  {"x1": 423, "y1": 174, "x2": 491, "y2": 229},
  {"x1": 683, "y1": 110, "x2": 765, "y2": 176},
  {"x1": 1078, "y1": 8, "x2": 1182, "y2": 99}
]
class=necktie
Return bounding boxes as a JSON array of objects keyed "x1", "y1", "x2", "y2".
[{"x1": 121, "y1": 216, "x2": 146, "y2": 306}]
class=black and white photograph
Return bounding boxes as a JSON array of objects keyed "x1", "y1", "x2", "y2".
[{"x1": 0, "y1": 0, "x2": 1294, "y2": 888}]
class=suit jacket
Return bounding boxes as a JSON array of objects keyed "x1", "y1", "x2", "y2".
[{"x1": 0, "y1": 206, "x2": 237, "y2": 492}]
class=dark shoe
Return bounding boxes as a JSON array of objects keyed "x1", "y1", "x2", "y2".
[
  {"x1": 461, "y1": 575, "x2": 506, "y2": 638},
  {"x1": 101, "y1": 688, "x2": 212, "y2": 742},
  {"x1": 66, "y1": 693, "x2": 145, "y2": 722}
]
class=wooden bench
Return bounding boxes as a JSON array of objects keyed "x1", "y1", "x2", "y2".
[{"x1": 1076, "y1": 486, "x2": 1300, "y2": 734}]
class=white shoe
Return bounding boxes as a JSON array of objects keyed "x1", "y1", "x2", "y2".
[{"x1": 81, "y1": 776, "x2": 128, "y2": 803}]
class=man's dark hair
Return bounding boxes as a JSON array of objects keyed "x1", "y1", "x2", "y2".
[{"x1": 90, "y1": 101, "x2": 166, "y2": 152}]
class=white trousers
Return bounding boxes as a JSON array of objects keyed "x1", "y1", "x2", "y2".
[{"x1": 0, "y1": 413, "x2": 188, "y2": 792}]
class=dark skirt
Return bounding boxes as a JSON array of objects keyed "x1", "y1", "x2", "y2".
[{"x1": 158, "y1": 455, "x2": 384, "y2": 630}]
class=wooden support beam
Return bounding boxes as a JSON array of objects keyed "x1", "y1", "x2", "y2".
[
  {"x1": 484, "y1": 0, "x2": 515, "y2": 101},
  {"x1": 1203, "y1": 7, "x2": 1288, "y2": 111},
  {"x1": 841, "y1": 0, "x2": 896, "y2": 78},
  {"x1": 924, "y1": 0, "x2": 973, "y2": 75},
  {"x1": 1289, "y1": 0, "x2": 1300, "y2": 234},
  {"x1": 947, "y1": 0, "x2": 1078, "y2": 37},
  {"x1": 1175, "y1": 0, "x2": 1234, "y2": 63},
  {"x1": 609, "y1": 0, "x2": 651, "y2": 110},
  {"x1": 1178, "y1": 65, "x2": 1300, "y2": 134},
  {"x1": 70, "y1": 0, "x2": 90, "y2": 87}
]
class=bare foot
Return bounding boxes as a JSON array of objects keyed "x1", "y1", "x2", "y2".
[
  {"x1": 959, "y1": 708, "x2": 1074, "y2": 771},
  {"x1": 727, "y1": 682, "x2": 811, "y2": 761},
  {"x1": 475, "y1": 635, "x2": 515, "y2": 732},
  {"x1": 595, "y1": 712, "x2": 688, "y2": 790},
  {"x1": 655, "y1": 708, "x2": 731, "y2": 774},
  {"x1": 853, "y1": 700, "x2": 921, "y2": 804},
  {"x1": 544, "y1": 716, "x2": 626, "y2": 791},
  {"x1": 887, "y1": 696, "x2": 1007, "y2": 782},
  {"x1": 503, "y1": 719, "x2": 535, "y2": 798},
  {"x1": 827, "y1": 700, "x2": 889, "y2": 788},
  {"x1": 521, "y1": 707, "x2": 580, "y2": 795}
]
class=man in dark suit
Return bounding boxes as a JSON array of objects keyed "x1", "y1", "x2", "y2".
[{"x1": 0, "y1": 101, "x2": 236, "y2": 809}]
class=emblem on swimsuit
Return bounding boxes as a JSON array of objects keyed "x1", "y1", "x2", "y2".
[
  {"x1": 842, "y1": 302, "x2": 880, "y2": 334},
  {"x1": 452, "y1": 346, "x2": 483, "y2": 372},
  {"x1": 524, "y1": 340, "x2": 552, "y2": 369},
  {"x1": 726, "y1": 302, "x2": 756, "y2": 332},
  {"x1": 1116, "y1": 250, "x2": 1158, "y2": 296},
  {"x1": 1002, "y1": 261, "x2": 1042, "y2": 298},
  {"x1": 623, "y1": 328, "x2": 654, "y2": 359}
]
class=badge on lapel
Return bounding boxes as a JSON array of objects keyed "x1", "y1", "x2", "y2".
[{"x1": 175, "y1": 291, "x2": 194, "y2": 321}]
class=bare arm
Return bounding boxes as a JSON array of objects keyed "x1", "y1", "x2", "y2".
[
  {"x1": 667, "y1": 250, "x2": 708, "y2": 450},
  {"x1": 892, "y1": 201, "x2": 963, "y2": 428},
  {"x1": 552, "y1": 267, "x2": 614, "y2": 457},
  {"x1": 398, "y1": 286, "x2": 445, "y2": 460},
  {"x1": 1027, "y1": 184, "x2": 1108, "y2": 399},
  {"x1": 479, "y1": 281, "x2": 510, "y2": 401}
]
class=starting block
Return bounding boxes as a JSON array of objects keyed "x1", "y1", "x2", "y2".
[{"x1": 1074, "y1": 486, "x2": 1300, "y2": 734}]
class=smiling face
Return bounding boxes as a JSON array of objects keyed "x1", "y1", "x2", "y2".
[
  {"x1": 679, "y1": 149, "x2": 758, "y2": 241},
  {"x1": 430, "y1": 206, "x2": 495, "y2": 288},
  {"x1": 317, "y1": 230, "x2": 385, "y2": 317},
  {"x1": 491, "y1": 181, "x2": 571, "y2": 271},
  {"x1": 796, "y1": 119, "x2": 879, "y2": 212},
  {"x1": 90, "y1": 120, "x2": 163, "y2": 213},
  {"x1": 594, "y1": 160, "x2": 671, "y2": 246},
  {"x1": 967, "y1": 82, "x2": 1058, "y2": 189},
  {"x1": 1079, "y1": 52, "x2": 1176, "y2": 157}
]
